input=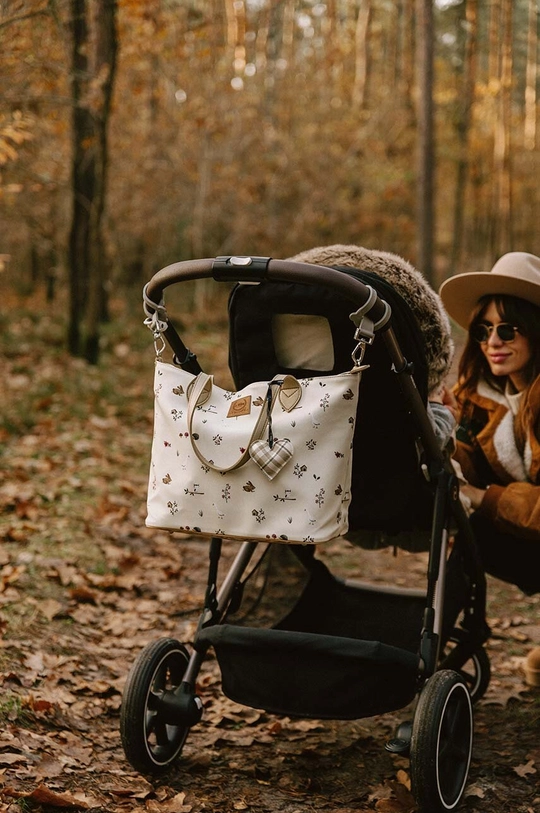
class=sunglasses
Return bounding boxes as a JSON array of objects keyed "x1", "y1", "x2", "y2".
[{"x1": 470, "y1": 322, "x2": 521, "y2": 343}]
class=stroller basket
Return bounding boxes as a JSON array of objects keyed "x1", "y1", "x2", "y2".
[
  {"x1": 197, "y1": 625, "x2": 420, "y2": 719},
  {"x1": 197, "y1": 548, "x2": 468, "y2": 719}
]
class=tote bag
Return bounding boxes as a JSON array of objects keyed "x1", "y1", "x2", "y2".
[{"x1": 146, "y1": 361, "x2": 362, "y2": 544}]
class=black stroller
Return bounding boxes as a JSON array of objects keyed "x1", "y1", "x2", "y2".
[{"x1": 120, "y1": 255, "x2": 490, "y2": 813}]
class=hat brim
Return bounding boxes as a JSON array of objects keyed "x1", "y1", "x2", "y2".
[{"x1": 439, "y1": 272, "x2": 540, "y2": 330}]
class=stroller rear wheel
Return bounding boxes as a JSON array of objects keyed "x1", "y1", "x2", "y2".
[
  {"x1": 441, "y1": 634, "x2": 491, "y2": 702},
  {"x1": 410, "y1": 669, "x2": 473, "y2": 812},
  {"x1": 120, "y1": 638, "x2": 198, "y2": 775}
]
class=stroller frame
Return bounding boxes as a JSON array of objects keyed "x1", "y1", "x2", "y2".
[{"x1": 121, "y1": 256, "x2": 490, "y2": 813}]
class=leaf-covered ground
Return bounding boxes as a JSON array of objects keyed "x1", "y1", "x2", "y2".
[{"x1": 0, "y1": 290, "x2": 539, "y2": 813}]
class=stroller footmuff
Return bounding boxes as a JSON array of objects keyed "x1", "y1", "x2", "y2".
[{"x1": 120, "y1": 255, "x2": 490, "y2": 813}]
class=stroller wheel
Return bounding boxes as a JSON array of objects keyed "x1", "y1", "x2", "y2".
[
  {"x1": 410, "y1": 669, "x2": 473, "y2": 813},
  {"x1": 441, "y1": 635, "x2": 491, "y2": 703},
  {"x1": 120, "y1": 638, "x2": 196, "y2": 775}
]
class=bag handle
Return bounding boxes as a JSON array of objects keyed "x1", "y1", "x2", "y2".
[{"x1": 187, "y1": 373, "x2": 280, "y2": 473}]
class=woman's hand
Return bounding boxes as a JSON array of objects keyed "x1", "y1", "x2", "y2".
[{"x1": 460, "y1": 482, "x2": 486, "y2": 511}]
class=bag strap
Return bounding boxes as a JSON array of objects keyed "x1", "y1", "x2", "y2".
[{"x1": 187, "y1": 373, "x2": 280, "y2": 473}]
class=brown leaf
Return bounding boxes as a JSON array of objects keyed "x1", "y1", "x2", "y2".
[
  {"x1": 396, "y1": 769, "x2": 411, "y2": 790},
  {"x1": 514, "y1": 759, "x2": 537, "y2": 777},
  {"x1": 375, "y1": 780, "x2": 417, "y2": 813},
  {"x1": 464, "y1": 783, "x2": 486, "y2": 799},
  {"x1": 163, "y1": 792, "x2": 193, "y2": 813},
  {"x1": 368, "y1": 783, "x2": 393, "y2": 803},
  {"x1": 69, "y1": 586, "x2": 98, "y2": 604},
  {"x1": 0, "y1": 753, "x2": 28, "y2": 765},
  {"x1": 34, "y1": 755, "x2": 65, "y2": 779},
  {"x1": 38, "y1": 598, "x2": 65, "y2": 620},
  {"x1": 4, "y1": 784, "x2": 92, "y2": 808}
]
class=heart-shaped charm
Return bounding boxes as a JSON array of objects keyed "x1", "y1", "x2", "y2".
[{"x1": 249, "y1": 438, "x2": 294, "y2": 480}]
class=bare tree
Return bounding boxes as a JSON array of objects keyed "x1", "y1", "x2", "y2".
[
  {"x1": 352, "y1": 0, "x2": 371, "y2": 110},
  {"x1": 491, "y1": 0, "x2": 513, "y2": 257},
  {"x1": 68, "y1": 0, "x2": 93, "y2": 356},
  {"x1": 67, "y1": 0, "x2": 117, "y2": 362},
  {"x1": 450, "y1": 0, "x2": 477, "y2": 274},
  {"x1": 85, "y1": 0, "x2": 118, "y2": 362},
  {"x1": 524, "y1": 0, "x2": 538, "y2": 150},
  {"x1": 415, "y1": 0, "x2": 435, "y2": 284}
]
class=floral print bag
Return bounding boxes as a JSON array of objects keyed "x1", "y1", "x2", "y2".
[{"x1": 146, "y1": 360, "x2": 363, "y2": 544}]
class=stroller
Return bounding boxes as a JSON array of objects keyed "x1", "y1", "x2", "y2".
[{"x1": 120, "y1": 255, "x2": 490, "y2": 813}]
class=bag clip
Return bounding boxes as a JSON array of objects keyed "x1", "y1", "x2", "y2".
[
  {"x1": 143, "y1": 284, "x2": 168, "y2": 359},
  {"x1": 349, "y1": 285, "x2": 392, "y2": 371}
]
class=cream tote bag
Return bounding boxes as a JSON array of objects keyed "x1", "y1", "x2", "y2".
[{"x1": 146, "y1": 361, "x2": 362, "y2": 544}]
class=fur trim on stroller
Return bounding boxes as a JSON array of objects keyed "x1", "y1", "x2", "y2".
[{"x1": 288, "y1": 244, "x2": 454, "y2": 396}]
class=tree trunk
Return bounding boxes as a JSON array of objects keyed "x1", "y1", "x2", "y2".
[
  {"x1": 415, "y1": 0, "x2": 435, "y2": 284},
  {"x1": 352, "y1": 0, "x2": 371, "y2": 110},
  {"x1": 449, "y1": 0, "x2": 477, "y2": 274},
  {"x1": 68, "y1": 0, "x2": 93, "y2": 356},
  {"x1": 492, "y1": 0, "x2": 513, "y2": 257},
  {"x1": 400, "y1": 0, "x2": 415, "y2": 108},
  {"x1": 84, "y1": 0, "x2": 118, "y2": 363},
  {"x1": 524, "y1": 0, "x2": 538, "y2": 150}
]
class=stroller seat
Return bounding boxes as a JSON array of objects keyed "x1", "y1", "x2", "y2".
[{"x1": 228, "y1": 266, "x2": 434, "y2": 538}]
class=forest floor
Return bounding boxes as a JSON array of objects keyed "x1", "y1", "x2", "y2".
[{"x1": 0, "y1": 290, "x2": 539, "y2": 813}]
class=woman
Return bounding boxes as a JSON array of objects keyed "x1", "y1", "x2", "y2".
[{"x1": 439, "y1": 251, "x2": 540, "y2": 687}]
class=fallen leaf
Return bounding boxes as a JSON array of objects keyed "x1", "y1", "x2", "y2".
[
  {"x1": 464, "y1": 783, "x2": 486, "y2": 799},
  {"x1": 396, "y1": 769, "x2": 411, "y2": 790},
  {"x1": 368, "y1": 783, "x2": 393, "y2": 803},
  {"x1": 0, "y1": 753, "x2": 28, "y2": 765},
  {"x1": 514, "y1": 759, "x2": 537, "y2": 778},
  {"x1": 164, "y1": 792, "x2": 193, "y2": 813},
  {"x1": 4, "y1": 783, "x2": 95, "y2": 808},
  {"x1": 375, "y1": 780, "x2": 416, "y2": 812},
  {"x1": 38, "y1": 598, "x2": 65, "y2": 620}
]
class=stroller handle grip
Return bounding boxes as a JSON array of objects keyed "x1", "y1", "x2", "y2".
[{"x1": 144, "y1": 256, "x2": 390, "y2": 325}]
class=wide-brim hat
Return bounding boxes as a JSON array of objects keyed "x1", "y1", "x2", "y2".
[{"x1": 439, "y1": 252, "x2": 540, "y2": 329}]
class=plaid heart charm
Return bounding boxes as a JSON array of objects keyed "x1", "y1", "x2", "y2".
[{"x1": 249, "y1": 438, "x2": 294, "y2": 480}]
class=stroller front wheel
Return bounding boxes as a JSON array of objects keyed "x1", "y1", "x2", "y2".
[
  {"x1": 410, "y1": 669, "x2": 473, "y2": 812},
  {"x1": 120, "y1": 638, "x2": 195, "y2": 775}
]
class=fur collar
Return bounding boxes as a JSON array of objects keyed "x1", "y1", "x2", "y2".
[{"x1": 476, "y1": 378, "x2": 531, "y2": 481}]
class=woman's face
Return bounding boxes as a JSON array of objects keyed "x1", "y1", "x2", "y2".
[{"x1": 476, "y1": 301, "x2": 533, "y2": 391}]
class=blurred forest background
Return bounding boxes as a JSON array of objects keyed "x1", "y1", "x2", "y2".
[{"x1": 1, "y1": 0, "x2": 540, "y2": 359}]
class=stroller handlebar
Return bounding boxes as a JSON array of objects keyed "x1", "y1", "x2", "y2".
[
  {"x1": 144, "y1": 256, "x2": 390, "y2": 327},
  {"x1": 143, "y1": 254, "x2": 450, "y2": 470}
]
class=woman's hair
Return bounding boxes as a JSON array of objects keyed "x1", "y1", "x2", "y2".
[{"x1": 456, "y1": 294, "x2": 540, "y2": 441}]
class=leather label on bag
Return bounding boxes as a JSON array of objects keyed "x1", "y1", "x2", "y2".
[{"x1": 227, "y1": 396, "x2": 252, "y2": 417}]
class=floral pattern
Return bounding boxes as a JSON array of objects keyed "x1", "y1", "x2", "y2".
[{"x1": 147, "y1": 362, "x2": 361, "y2": 544}]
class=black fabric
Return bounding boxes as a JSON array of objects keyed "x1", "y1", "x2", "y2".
[
  {"x1": 197, "y1": 551, "x2": 470, "y2": 720},
  {"x1": 467, "y1": 512, "x2": 540, "y2": 595},
  {"x1": 274, "y1": 557, "x2": 425, "y2": 652},
  {"x1": 273, "y1": 553, "x2": 469, "y2": 654},
  {"x1": 196, "y1": 624, "x2": 419, "y2": 719},
  {"x1": 227, "y1": 268, "x2": 433, "y2": 534}
]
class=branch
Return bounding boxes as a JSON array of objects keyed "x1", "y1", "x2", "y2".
[{"x1": 0, "y1": 6, "x2": 51, "y2": 31}]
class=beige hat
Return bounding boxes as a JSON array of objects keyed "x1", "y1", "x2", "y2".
[{"x1": 439, "y1": 252, "x2": 540, "y2": 329}]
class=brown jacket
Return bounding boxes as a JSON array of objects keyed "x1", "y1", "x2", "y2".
[{"x1": 455, "y1": 376, "x2": 540, "y2": 540}]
